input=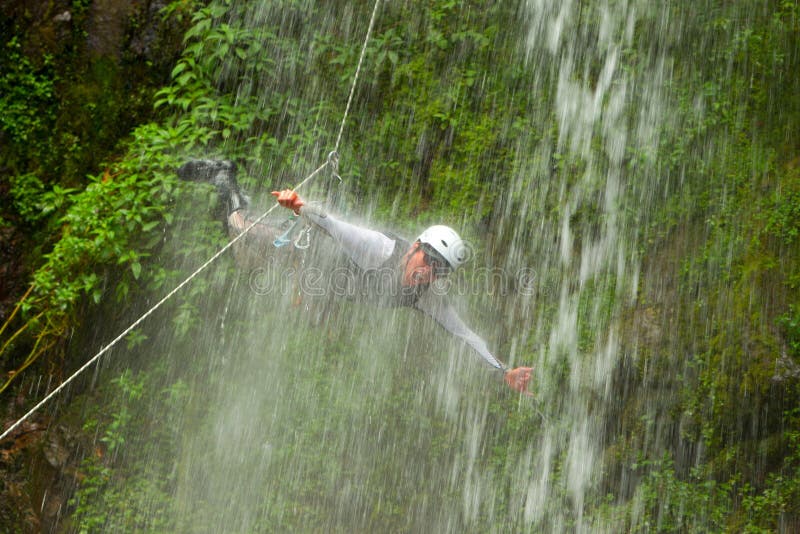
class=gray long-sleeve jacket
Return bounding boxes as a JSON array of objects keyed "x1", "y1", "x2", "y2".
[{"x1": 301, "y1": 206, "x2": 507, "y2": 372}]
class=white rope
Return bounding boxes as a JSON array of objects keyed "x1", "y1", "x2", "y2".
[
  {"x1": 334, "y1": 0, "x2": 381, "y2": 153},
  {"x1": 1, "y1": 0, "x2": 382, "y2": 443},
  {"x1": 0, "y1": 165, "x2": 332, "y2": 442}
]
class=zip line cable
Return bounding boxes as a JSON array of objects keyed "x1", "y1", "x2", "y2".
[{"x1": 0, "y1": 0, "x2": 382, "y2": 443}]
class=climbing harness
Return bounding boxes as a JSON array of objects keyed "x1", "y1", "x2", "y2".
[{"x1": 0, "y1": 0, "x2": 382, "y2": 443}]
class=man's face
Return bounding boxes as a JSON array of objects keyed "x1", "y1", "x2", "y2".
[{"x1": 401, "y1": 242, "x2": 451, "y2": 287}]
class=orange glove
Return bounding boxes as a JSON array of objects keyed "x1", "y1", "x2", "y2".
[
  {"x1": 271, "y1": 189, "x2": 305, "y2": 214},
  {"x1": 504, "y1": 366, "x2": 534, "y2": 396}
]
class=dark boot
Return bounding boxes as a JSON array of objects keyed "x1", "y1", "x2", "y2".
[{"x1": 177, "y1": 159, "x2": 249, "y2": 216}]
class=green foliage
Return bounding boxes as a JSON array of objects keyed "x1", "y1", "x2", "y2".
[
  {"x1": 761, "y1": 171, "x2": 800, "y2": 247},
  {"x1": 594, "y1": 422, "x2": 800, "y2": 531},
  {"x1": 27, "y1": 158, "x2": 174, "y2": 312},
  {"x1": 603, "y1": 2, "x2": 800, "y2": 531},
  {"x1": 635, "y1": 456, "x2": 735, "y2": 532},
  {"x1": 153, "y1": 2, "x2": 284, "y2": 156},
  {"x1": 0, "y1": 0, "x2": 193, "y2": 198},
  {"x1": 68, "y1": 368, "x2": 186, "y2": 533},
  {"x1": 741, "y1": 409, "x2": 800, "y2": 531},
  {"x1": 1, "y1": 0, "x2": 799, "y2": 531},
  {"x1": 778, "y1": 307, "x2": 800, "y2": 359},
  {"x1": 9, "y1": 173, "x2": 75, "y2": 224},
  {"x1": 0, "y1": 37, "x2": 56, "y2": 152},
  {"x1": 50, "y1": 0, "x2": 800, "y2": 529},
  {"x1": 0, "y1": 125, "x2": 188, "y2": 395}
]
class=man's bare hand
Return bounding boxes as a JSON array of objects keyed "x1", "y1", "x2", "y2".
[
  {"x1": 271, "y1": 189, "x2": 304, "y2": 214},
  {"x1": 504, "y1": 366, "x2": 534, "y2": 396}
]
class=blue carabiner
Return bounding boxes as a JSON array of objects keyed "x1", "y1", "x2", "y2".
[{"x1": 273, "y1": 214, "x2": 301, "y2": 248}]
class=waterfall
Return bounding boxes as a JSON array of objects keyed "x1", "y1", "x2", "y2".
[
  {"x1": 503, "y1": 1, "x2": 666, "y2": 528},
  {"x1": 47, "y1": 1, "x2": 798, "y2": 532}
]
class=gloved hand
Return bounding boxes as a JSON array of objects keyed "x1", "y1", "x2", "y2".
[
  {"x1": 271, "y1": 189, "x2": 305, "y2": 214},
  {"x1": 504, "y1": 366, "x2": 534, "y2": 396}
]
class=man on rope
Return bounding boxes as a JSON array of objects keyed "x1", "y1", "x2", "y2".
[{"x1": 177, "y1": 159, "x2": 533, "y2": 395}]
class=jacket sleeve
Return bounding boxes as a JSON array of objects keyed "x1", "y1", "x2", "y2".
[
  {"x1": 414, "y1": 289, "x2": 507, "y2": 371},
  {"x1": 299, "y1": 205, "x2": 396, "y2": 270}
]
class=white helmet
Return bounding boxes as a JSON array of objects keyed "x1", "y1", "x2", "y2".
[{"x1": 416, "y1": 225, "x2": 469, "y2": 271}]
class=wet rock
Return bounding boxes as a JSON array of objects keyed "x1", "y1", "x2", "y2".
[
  {"x1": 129, "y1": 0, "x2": 171, "y2": 59},
  {"x1": 86, "y1": 0, "x2": 138, "y2": 59},
  {"x1": 53, "y1": 10, "x2": 71, "y2": 23},
  {"x1": 772, "y1": 350, "x2": 800, "y2": 383},
  {"x1": 43, "y1": 430, "x2": 70, "y2": 468}
]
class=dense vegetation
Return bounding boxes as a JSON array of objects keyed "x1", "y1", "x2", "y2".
[{"x1": 1, "y1": 0, "x2": 798, "y2": 531}]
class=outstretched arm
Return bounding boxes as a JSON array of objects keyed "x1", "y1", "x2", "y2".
[
  {"x1": 272, "y1": 189, "x2": 395, "y2": 270},
  {"x1": 414, "y1": 291, "x2": 533, "y2": 395}
]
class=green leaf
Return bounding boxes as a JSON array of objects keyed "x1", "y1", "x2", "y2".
[
  {"x1": 141, "y1": 220, "x2": 160, "y2": 232},
  {"x1": 131, "y1": 261, "x2": 141, "y2": 280},
  {"x1": 170, "y1": 62, "x2": 188, "y2": 78}
]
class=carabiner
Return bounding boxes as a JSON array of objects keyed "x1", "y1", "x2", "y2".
[
  {"x1": 294, "y1": 225, "x2": 312, "y2": 250},
  {"x1": 273, "y1": 214, "x2": 301, "y2": 248}
]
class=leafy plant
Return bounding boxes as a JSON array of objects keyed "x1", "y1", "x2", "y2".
[
  {"x1": 0, "y1": 37, "x2": 56, "y2": 150},
  {"x1": 0, "y1": 134, "x2": 180, "y2": 394}
]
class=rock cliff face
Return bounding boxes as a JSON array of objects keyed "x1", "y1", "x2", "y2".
[
  {"x1": 0, "y1": 1, "x2": 186, "y2": 530},
  {"x1": 1, "y1": 0, "x2": 163, "y2": 60},
  {"x1": 87, "y1": 0, "x2": 139, "y2": 58}
]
